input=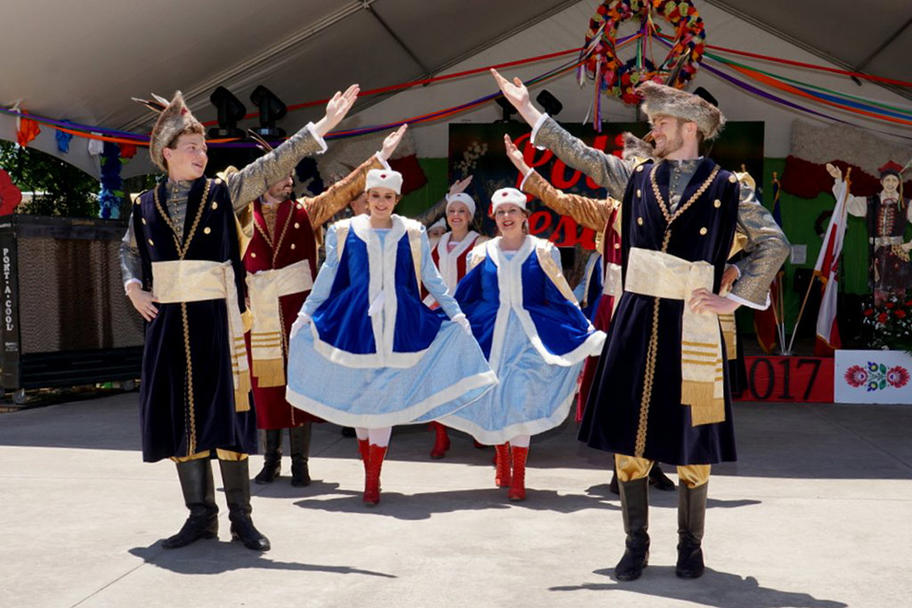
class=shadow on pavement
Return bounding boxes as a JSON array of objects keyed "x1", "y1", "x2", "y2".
[
  {"x1": 128, "y1": 543, "x2": 396, "y2": 578},
  {"x1": 549, "y1": 565, "x2": 847, "y2": 608}
]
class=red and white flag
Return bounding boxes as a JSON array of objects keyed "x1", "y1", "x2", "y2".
[{"x1": 814, "y1": 178, "x2": 850, "y2": 353}]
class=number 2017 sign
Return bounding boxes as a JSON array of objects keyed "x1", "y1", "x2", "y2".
[{"x1": 740, "y1": 356, "x2": 834, "y2": 402}]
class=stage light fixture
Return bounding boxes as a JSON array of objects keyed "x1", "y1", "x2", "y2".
[
  {"x1": 250, "y1": 85, "x2": 287, "y2": 138},
  {"x1": 536, "y1": 90, "x2": 563, "y2": 117},
  {"x1": 208, "y1": 86, "x2": 247, "y2": 139},
  {"x1": 495, "y1": 96, "x2": 517, "y2": 122}
]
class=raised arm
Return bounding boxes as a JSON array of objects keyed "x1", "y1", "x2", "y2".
[
  {"x1": 491, "y1": 68, "x2": 632, "y2": 199},
  {"x1": 414, "y1": 175, "x2": 474, "y2": 227},
  {"x1": 305, "y1": 125, "x2": 407, "y2": 227},
  {"x1": 504, "y1": 133, "x2": 614, "y2": 231},
  {"x1": 226, "y1": 85, "x2": 359, "y2": 210},
  {"x1": 826, "y1": 164, "x2": 866, "y2": 217}
]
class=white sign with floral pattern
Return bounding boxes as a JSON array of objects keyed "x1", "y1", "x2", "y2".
[{"x1": 835, "y1": 350, "x2": 912, "y2": 404}]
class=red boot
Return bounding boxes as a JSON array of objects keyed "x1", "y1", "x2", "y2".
[
  {"x1": 363, "y1": 444, "x2": 387, "y2": 506},
  {"x1": 429, "y1": 422, "x2": 451, "y2": 459},
  {"x1": 495, "y1": 443, "x2": 512, "y2": 488},
  {"x1": 357, "y1": 439, "x2": 369, "y2": 475},
  {"x1": 508, "y1": 446, "x2": 528, "y2": 501}
]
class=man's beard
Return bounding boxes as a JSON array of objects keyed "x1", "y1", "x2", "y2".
[{"x1": 654, "y1": 129, "x2": 684, "y2": 159}]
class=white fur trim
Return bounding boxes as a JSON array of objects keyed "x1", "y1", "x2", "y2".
[
  {"x1": 485, "y1": 236, "x2": 605, "y2": 367},
  {"x1": 286, "y1": 370, "x2": 498, "y2": 427},
  {"x1": 365, "y1": 169, "x2": 403, "y2": 194},
  {"x1": 490, "y1": 187, "x2": 527, "y2": 214},
  {"x1": 441, "y1": 382, "x2": 577, "y2": 445},
  {"x1": 446, "y1": 192, "x2": 476, "y2": 217}
]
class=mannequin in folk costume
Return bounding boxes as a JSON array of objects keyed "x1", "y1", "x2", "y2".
[
  {"x1": 827, "y1": 161, "x2": 912, "y2": 305},
  {"x1": 493, "y1": 69, "x2": 789, "y2": 580},
  {"x1": 421, "y1": 188, "x2": 490, "y2": 459},
  {"x1": 439, "y1": 188, "x2": 606, "y2": 500},
  {"x1": 285, "y1": 169, "x2": 496, "y2": 505},
  {"x1": 236, "y1": 125, "x2": 408, "y2": 488},
  {"x1": 120, "y1": 86, "x2": 358, "y2": 551}
]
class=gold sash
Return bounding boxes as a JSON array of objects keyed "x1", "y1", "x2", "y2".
[
  {"x1": 246, "y1": 259, "x2": 314, "y2": 387},
  {"x1": 152, "y1": 260, "x2": 251, "y2": 412},
  {"x1": 624, "y1": 248, "x2": 725, "y2": 426}
]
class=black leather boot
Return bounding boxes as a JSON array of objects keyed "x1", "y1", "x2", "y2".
[
  {"x1": 676, "y1": 482, "x2": 708, "y2": 578},
  {"x1": 615, "y1": 477, "x2": 649, "y2": 581},
  {"x1": 649, "y1": 463, "x2": 676, "y2": 491},
  {"x1": 254, "y1": 429, "x2": 282, "y2": 484},
  {"x1": 219, "y1": 458, "x2": 271, "y2": 551},
  {"x1": 162, "y1": 458, "x2": 218, "y2": 549},
  {"x1": 289, "y1": 424, "x2": 312, "y2": 487}
]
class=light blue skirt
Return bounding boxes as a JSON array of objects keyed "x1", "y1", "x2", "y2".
[
  {"x1": 439, "y1": 312, "x2": 582, "y2": 444},
  {"x1": 286, "y1": 321, "x2": 496, "y2": 428}
]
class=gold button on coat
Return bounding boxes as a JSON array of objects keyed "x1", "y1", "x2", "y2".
[
  {"x1": 290, "y1": 243, "x2": 296, "y2": 250},
  {"x1": 713, "y1": 199, "x2": 721, "y2": 208},
  {"x1": 699, "y1": 227, "x2": 708, "y2": 235},
  {"x1": 147, "y1": 239, "x2": 154, "y2": 246},
  {"x1": 211, "y1": 202, "x2": 218, "y2": 210},
  {"x1": 728, "y1": 174, "x2": 737, "y2": 183},
  {"x1": 251, "y1": 252, "x2": 257, "y2": 258},
  {"x1": 203, "y1": 227, "x2": 211, "y2": 234},
  {"x1": 637, "y1": 217, "x2": 644, "y2": 226},
  {"x1": 294, "y1": 222, "x2": 300, "y2": 229}
]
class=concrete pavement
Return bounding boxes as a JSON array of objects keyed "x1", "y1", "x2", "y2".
[{"x1": 1, "y1": 393, "x2": 909, "y2": 607}]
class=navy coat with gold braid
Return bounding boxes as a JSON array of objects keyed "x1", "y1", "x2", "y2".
[
  {"x1": 579, "y1": 158, "x2": 739, "y2": 465},
  {"x1": 133, "y1": 177, "x2": 256, "y2": 462}
]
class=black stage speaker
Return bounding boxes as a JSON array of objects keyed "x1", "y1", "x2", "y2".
[{"x1": 0, "y1": 215, "x2": 144, "y2": 397}]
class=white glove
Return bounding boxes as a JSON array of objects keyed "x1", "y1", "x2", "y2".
[
  {"x1": 453, "y1": 313, "x2": 473, "y2": 336},
  {"x1": 290, "y1": 313, "x2": 312, "y2": 340}
]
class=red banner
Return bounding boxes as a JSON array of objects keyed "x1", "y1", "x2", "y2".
[{"x1": 737, "y1": 356, "x2": 834, "y2": 402}]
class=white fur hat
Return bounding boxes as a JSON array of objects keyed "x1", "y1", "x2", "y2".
[
  {"x1": 365, "y1": 169, "x2": 403, "y2": 194},
  {"x1": 446, "y1": 192, "x2": 476, "y2": 217},
  {"x1": 429, "y1": 217, "x2": 447, "y2": 231},
  {"x1": 490, "y1": 187, "x2": 527, "y2": 215}
]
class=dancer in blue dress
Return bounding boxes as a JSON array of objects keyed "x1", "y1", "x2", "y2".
[
  {"x1": 285, "y1": 168, "x2": 496, "y2": 505},
  {"x1": 440, "y1": 188, "x2": 606, "y2": 500}
]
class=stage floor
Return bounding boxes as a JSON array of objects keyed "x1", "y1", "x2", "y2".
[{"x1": 1, "y1": 393, "x2": 909, "y2": 608}]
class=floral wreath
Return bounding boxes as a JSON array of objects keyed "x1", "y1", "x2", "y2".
[{"x1": 584, "y1": 0, "x2": 706, "y2": 104}]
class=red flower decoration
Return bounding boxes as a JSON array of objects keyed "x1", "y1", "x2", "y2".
[
  {"x1": 896, "y1": 310, "x2": 907, "y2": 319},
  {"x1": 886, "y1": 301, "x2": 895, "y2": 309},
  {"x1": 863, "y1": 308, "x2": 874, "y2": 317},
  {"x1": 877, "y1": 312, "x2": 888, "y2": 323},
  {"x1": 844, "y1": 365, "x2": 867, "y2": 387},
  {"x1": 887, "y1": 366, "x2": 909, "y2": 388},
  {"x1": 0, "y1": 170, "x2": 22, "y2": 216}
]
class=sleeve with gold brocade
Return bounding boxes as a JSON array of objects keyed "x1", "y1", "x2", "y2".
[
  {"x1": 304, "y1": 154, "x2": 384, "y2": 227},
  {"x1": 730, "y1": 185, "x2": 791, "y2": 309},
  {"x1": 226, "y1": 124, "x2": 327, "y2": 212},
  {"x1": 522, "y1": 171, "x2": 616, "y2": 232}
]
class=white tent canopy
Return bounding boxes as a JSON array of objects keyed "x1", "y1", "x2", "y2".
[{"x1": 1, "y1": 0, "x2": 909, "y2": 178}]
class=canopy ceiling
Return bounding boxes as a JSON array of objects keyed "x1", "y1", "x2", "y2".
[{"x1": 0, "y1": 0, "x2": 909, "y2": 175}]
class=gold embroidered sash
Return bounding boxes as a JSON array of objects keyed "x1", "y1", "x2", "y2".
[
  {"x1": 624, "y1": 247, "x2": 725, "y2": 425},
  {"x1": 152, "y1": 260, "x2": 251, "y2": 411},
  {"x1": 246, "y1": 259, "x2": 314, "y2": 387}
]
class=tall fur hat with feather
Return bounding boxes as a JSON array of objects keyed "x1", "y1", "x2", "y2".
[
  {"x1": 635, "y1": 81, "x2": 725, "y2": 140},
  {"x1": 132, "y1": 91, "x2": 204, "y2": 172}
]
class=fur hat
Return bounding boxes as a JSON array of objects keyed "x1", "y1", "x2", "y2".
[
  {"x1": 365, "y1": 169, "x2": 403, "y2": 194},
  {"x1": 489, "y1": 187, "x2": 527, "y2": 215},
  {"x1": 636, "y1": 81, "x2": 725, "y2": 140},
  {"x1": 621, "y1": 132, "x2": 656, "y2": 163},
  {"x1": 133, "y1": 91, "x2": 204, "y2": 172},
  {"x1": 446, "y1": 192, "x2": 476, "y2": 217}
]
